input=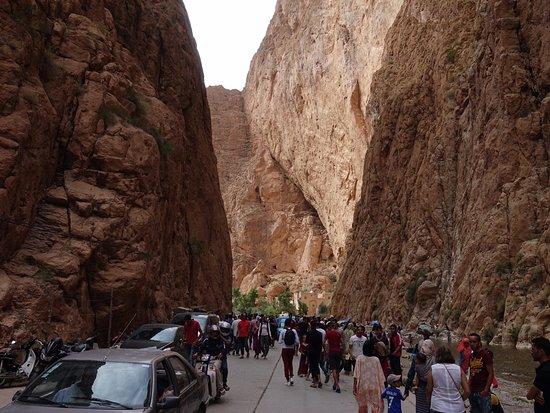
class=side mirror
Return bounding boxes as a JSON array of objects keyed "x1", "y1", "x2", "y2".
[
  {"x1": 157, "y1": 396, "x2": 179, "y2": 410},
  {"x1": 12, "y1": 390, "x2": 22, "y2": 401}
]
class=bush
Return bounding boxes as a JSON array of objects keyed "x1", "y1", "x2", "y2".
[
  {"x1": 318, "y1": 303, "x2": 329, "y2": 316},
  {"x1": 233, "y1": 288, "x2": 258, "y2": 315},
  {"x1": 446, "y1": 48, "x2": 458, "y2": 63},
  {"x1": 298, "y1": 301, "x2": 308, "y2": 316},
  {"x1": 509, "y1": 325, "x2": 521, "y2": 344}
]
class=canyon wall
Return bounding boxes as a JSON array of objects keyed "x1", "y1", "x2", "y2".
[
  {"x1": 208, "y1": 86, "x2": 335, "y2": 313},
  {"x1": 245, "y1": 0, "x2": 549, "y2": 341},
  {"x1": 0, "y1": 0, "x2": 232, "y2": 341},
  {"x1": 244, "y1": 0, "x2": 405, "y2": 259},
  {"x1": 333, "y1": 0, "x2": 549, "y2": 343}
]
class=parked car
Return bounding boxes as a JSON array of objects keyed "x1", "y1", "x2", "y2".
[
  {"x1": 120, "y1": 324, "x2": 185, "y2": 356},
  {"x1": 1, "y1": 349, "x2": 208, "y2": 412}
]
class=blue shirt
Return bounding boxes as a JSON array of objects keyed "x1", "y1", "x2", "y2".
[{"x1": 381, "y1": 386, "x2": 404, "y2": 413}]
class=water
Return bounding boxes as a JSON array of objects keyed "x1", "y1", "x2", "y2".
[{"x1": 489, "y1": 345, "x2": 536, "y2": 386}]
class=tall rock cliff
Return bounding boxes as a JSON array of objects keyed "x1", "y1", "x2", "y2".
[
  {"x1": 245, "y1": 0, "x2": 549, "y2": 341},
  {"x1": 208, "y1": 86, "x2": 335, "y2": 313},
  {"x1": 244, "y1": 0, "x2": 405, "y2": 258},
  {"x1": 0, "y1": 0, "x2": 232, "y2": 341}
]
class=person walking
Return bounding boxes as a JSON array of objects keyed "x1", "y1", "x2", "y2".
[
  {"x1": 325, "y1": 320, "x2": 343, "y2": 393},
  {"x1": 252, "y1": 316, "x2": 262, "y2": 359},
  {"x1": 407, "y1": 340, "x2": 435, "y2": 413},
  {"x1": 236, "y1": 314, "x2": 250, "y2": 359},
  {"x1": 297, "y1": 319, "x2": 309, "y2": 377},
  {"x1": 382, "y1": 374, "x2": 407, "y2": 413},
  {"x1": 278, "y1": 318, "x2": 300, "y2": 386},
  {"x1": 468, "y1": 333, "x2": 494, "y2": 413},
  {"x1": 370, "y1": 322, "x2": 391, "y2": 377},
  {"x1": 389, "y1": 324, "x2": 403, "y2": 374},
  {"x1": 231, "y1": 316, "x2": 240, "y2": 355},
  {"x1": 349, "y1": 325, "x2": 368, "y2": 372},
  {"x1": 426, "y1": 346, "x2": 470, "y2": 413},
  {"x1": 343, "y1": 322, "x2": 356, "y2": 375},
  {"x1": 269, "y1": 316, "x2": 278, "y2": 348},
  {"x1": 258, "y1": 316, "x2": 272, "y2": 358},
  {"x1": 526, "y1": 336, "x2": 550, "y2": 413},
  {"x1": 353, "y1": 340, "x2": 386, "y2": 413},
  {"x1": 316, "y1": 321, "x2": 330, "y2": 383},
  {"x1": 306, "y1": 319, "x2": 324, "y2": 388}
]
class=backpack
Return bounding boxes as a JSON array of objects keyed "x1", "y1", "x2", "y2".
[{"x1": 284, "y1": 329, "x2": 295, "y2": 346}]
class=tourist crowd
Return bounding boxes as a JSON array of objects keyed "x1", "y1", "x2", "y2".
[{"x1": 182, "y1": 313, "x2": 549, "y2": 413}]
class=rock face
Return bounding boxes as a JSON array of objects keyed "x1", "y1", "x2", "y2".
[
  {"x1": 331, "y1": 0, "x2": 549, "y2": 342},
  {"x1": 0, "y1": 0, "x2": 232, "y2": 342},
  {"x1": 208, "y1": 86, "x2": 335, "y2": 313},
  {"x1": 244, "y1": 0, "x2": 405, "y2": 258},
  {"x1": 245, "y1": 0, "x2": 549, "y2": 341}
]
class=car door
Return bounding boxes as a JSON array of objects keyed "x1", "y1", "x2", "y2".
[
  {"x1": 168, "y1": 356, "x2": 202, "y2": 413},
  {"x1": 155, "y1": 360, "x2": 179, "y2": 413}
]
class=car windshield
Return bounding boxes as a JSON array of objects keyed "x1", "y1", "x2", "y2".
[
  {"x1": 193, "y1": 315, "x2": 208, "y2": 332},
  {"x1": 20, "y1": 360, "x2": 151, "y2": 409},
  {"x1": 130, "y1": 326, "x2": 178, "y2": 342}
]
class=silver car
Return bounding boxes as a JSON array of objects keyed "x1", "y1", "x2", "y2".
[{"x1": 0, "y1": 349, "x2": 207, "y2": 412}]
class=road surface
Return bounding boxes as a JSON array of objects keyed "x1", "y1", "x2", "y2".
[
  {"x1": 209, "y1": 345, "x2": 417, "y2": 413},
  {"x1": 0, "y1": 346, "x2": 419, "y2": 412}
]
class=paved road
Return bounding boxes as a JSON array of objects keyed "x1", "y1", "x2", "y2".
[
  {"x1": 0, "y1": 346, "x2": 418, "y2": 412},
  {"x1": 209, "y1": 345, "x2": 416, "y2": 413}
]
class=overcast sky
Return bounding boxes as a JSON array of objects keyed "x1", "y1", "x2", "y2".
[{"x1": 183, "y1": 0, "x2": 277, "y2": 90}]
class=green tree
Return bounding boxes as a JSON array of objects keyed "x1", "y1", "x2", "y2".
[
  {"x1": 275, "y1": 288, "x2": 294, "y2": 315},
  {"x1": 298, "y1": 300, "x2": 308, "y2": 316},
  {"x1": 256, "y1": 298, "x2": 279, "y2": 316},
  {"x1": 318, "y1": 303, "x2": 330, "y2": 316},
  {"x1": 232, "y1": 288, "x2": 258, "y2": 314}
]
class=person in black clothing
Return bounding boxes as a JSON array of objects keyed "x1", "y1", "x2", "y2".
[
  {"x1": 527, "y1": 336, "x2": 550, "y2": 413},
  {"x1": 306, "y1": 319, "x2": 323, "y2": 389},
  {"x1": 197, "y1": 325, "x2": 227, "y2": 393}
]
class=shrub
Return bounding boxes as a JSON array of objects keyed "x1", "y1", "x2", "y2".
[
  {"x1": 483, "y1": 326, "x2": 495, "y2": 344},
  {"x1": 496, "y1": 260, "x2": 513, "y2": 277},
  {"x1": 318, "y1": 303, "x2": 329, "y2": 316},
  {"x1": 446, "y1": 48, "x2": 458, "y2": 63},
  {"x1": 509, "y1": 325, "x2": 521, "y2": 344},
  {"x1": 298, "y1": 301, "x2": 308, "y2": 316}
]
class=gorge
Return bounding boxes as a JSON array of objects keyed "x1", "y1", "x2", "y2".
[
  {"x1": 0, "y1": 0, "x2": 548, "y2": 348},
  {"x1": 211, "y1": 0, "x2": 549, "y2": 345}
]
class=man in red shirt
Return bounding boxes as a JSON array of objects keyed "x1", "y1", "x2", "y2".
[
  {"x1": 237, "y1": 314, "x2": 251, "y2": 359},
  {"x1": 182, "y1": 314, "x2": 202, "y2": 360},
  {"x1": 325, "y1": 321, "x2": 343, "y2": 393}
]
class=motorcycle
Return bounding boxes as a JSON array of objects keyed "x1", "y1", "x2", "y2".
[
  {"x1": 0, "y1": 339, "x2": 43, "y2": 388},
  {"x1": 32, "y1": 336, "x2": 97, "y2": 379},
  {"x1": 195, "y1": 354, "x2": 224, "y2": 402}
]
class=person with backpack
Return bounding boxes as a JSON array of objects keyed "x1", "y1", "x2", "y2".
[{"x1": 278, "y1": 318, "x2": 299, "y2": 386}]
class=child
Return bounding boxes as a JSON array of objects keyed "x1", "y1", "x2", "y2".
[{"x1": 381, "y1": 374, "x2": 407, "y2": 413}]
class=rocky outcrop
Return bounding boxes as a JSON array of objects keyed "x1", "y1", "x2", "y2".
[
  {"x1": 208, "y1": 86, "x2": 335, "y2": 313},
  {"x1": 332, "y1": 0, "x2": 549, "y2": 343},
  {"x1": 0, "y1": 0, "x2": 231, "y2": 342},
  {"x1": 245, "y1": 0, "x2": 549, "y2": 341},
  {"x1": 244, "y1": 0, "x2": 405, "y2": 258}
]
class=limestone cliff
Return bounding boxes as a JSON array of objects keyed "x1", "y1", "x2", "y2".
[
  {"x1": 245, "y1": 0, "x2": 549, "y2": 342},
  {"x1": 208, "y1": 86, "x2": 335, "y2": 313},
  {"x1": 0, "y1": 0, "x2": 232, "y2": 341}
]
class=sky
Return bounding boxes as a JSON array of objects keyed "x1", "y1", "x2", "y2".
[{"x1": 183, "y1": 0, "x2": 278, "y2": 90}]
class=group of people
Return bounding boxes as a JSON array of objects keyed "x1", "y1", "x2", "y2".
[{"x1": 179, "y1": 312, "x2": 550, "y2": 413}]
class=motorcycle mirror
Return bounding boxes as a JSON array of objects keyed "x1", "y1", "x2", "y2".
[{"x1": 12, "y1": 390, "x2": 22, "y2": 401}]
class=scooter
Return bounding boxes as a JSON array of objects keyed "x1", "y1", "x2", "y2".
[
  {"x1": 0, "y1": 339, "x2": 43, "y2": 387},
  {"x1": 195, "y1": 354, "x2": 224, "y2": 402}
]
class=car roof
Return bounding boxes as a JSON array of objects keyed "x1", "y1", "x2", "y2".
[
  {"x1": 62, "y1": 348, "x2": 177, "y2": 363},
  {"x1": 134, "y1": 323, "x2": 181, "y2": 329}
]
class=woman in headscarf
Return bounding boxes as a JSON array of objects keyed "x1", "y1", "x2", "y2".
[
  {"x1": 353, "y1": 340, "x2": 386, "y2": 413},
  {"x1": 413, "y1": 342, "x2": 435, "y2": 413}
]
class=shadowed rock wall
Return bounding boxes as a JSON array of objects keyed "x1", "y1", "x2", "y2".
[{"x1": 0, "y1": 0, "x2": 232, "y2": 341}]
